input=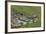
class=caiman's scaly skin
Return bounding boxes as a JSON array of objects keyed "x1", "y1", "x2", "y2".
[{"x1": 11, "y1": 12, "x2": 38, "y2": 27}]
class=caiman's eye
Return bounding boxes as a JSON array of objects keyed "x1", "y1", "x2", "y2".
[{"x1": 20, "y1": 13, "x2": 23, "y2": 16}]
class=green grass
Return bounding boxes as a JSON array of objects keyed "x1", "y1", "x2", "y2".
[{"x1": 11, "y1": 5, "x2": 41, "y2": 28}]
